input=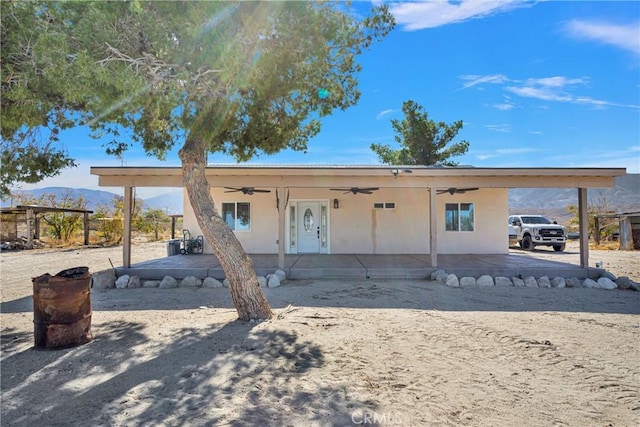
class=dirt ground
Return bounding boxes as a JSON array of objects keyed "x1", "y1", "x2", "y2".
[{"x1": 1, "y1": 242, "x2": 639, "y2": 426}]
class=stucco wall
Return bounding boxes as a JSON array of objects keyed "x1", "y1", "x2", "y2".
[
  {"x1": 436, "y1": 188, "x2": 509, "y2": 254},
  {"x1": 182, "y1": 187, "x2": 509, "y2": 255}
]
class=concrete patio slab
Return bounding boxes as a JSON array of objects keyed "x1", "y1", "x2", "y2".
[{"x1": 115, "y1": 250, "x2": 602, "y2": 281}]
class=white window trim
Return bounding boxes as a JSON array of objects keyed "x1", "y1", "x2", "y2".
[
  {"x1": 221, "y1": 201, "x2": 252, "y2": 232},
  {"x1": 445, "y1": 202, "x2": 475, "y2": 232}
]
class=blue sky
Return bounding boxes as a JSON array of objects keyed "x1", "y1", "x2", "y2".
[{"x1": 17, "y1": 0, "x2": 640, "y2": 198}]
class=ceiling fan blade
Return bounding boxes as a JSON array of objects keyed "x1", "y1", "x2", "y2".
[
  {"x1": 359, "y1": 191, "x2": 373, "y2": 194},
  {"x1": 251, "y1": 189, "x2": 271, "y2": 193},
  {"x1": 330, "y1": 188, "x2": 348, "y2": 191},
  {"x1": 457, "y1": 187, "x2": 479, "y2": 193},
  {"x1": 224, "y1": 187, "x2": 242, "y2": 193},
  {"x1": 358, "y1": 187, "x2": 379, "y2": 192}
]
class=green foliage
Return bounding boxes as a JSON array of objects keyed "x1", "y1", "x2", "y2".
[
  {"x1": 11, "y1": 190, "x2": 86, "y2": 241},
  {"x1": 39, "y1": 192, "x2": 86, "y2": 241},
  {"x1": 135, "y1": 208, "x2": 170, "y2": 241},
  {"x1": 371, "y1": 100, "x2": 469, "y2": 166},
  {"x1": 1, "y1": 1, "x2": 394, "y2": 183}
]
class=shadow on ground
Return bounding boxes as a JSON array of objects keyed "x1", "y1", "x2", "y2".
[{"x1": 1, "y1": 319, "x2": 370, "y2": 426}]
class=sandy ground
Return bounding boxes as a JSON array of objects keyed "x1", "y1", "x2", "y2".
[{"x1": 1, "y1": 243, "x2": 639, "y2": 426}]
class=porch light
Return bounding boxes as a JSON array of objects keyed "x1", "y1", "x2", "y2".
[{"x1": 333, "y1": 199, "x2": 339, "y2": 209}]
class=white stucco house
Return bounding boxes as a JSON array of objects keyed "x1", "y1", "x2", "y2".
[{"x1": 91, "y1": 165, "x2": 626, "y2": 269}]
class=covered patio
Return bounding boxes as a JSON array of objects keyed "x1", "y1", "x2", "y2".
[{"x1": 116, "y1": 250, "x2": 603, "y2": 281}]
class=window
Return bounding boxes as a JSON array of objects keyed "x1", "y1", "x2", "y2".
[
  {"x1": 373, "y1": 202, "x2": 396, "y2": 209},
  {"x1": 445, "y1": 203, "x2": 474, "y2": 231},
  {"x1": 222, "y1": 202, "x2": 250, "y2": 231}
]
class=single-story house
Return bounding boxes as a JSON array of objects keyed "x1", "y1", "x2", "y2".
[{"x1": 90, "y1": 165, "x2": 626, "y2": 269}]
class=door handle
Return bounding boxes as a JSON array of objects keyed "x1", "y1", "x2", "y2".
[{"x1": 317, "y1": 226, "x2": 320, "y2": 238}]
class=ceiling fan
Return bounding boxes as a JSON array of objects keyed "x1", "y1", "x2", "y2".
[
  {"x1": 330, "y1": 187, "x2": 379, "y2": 195},
  {"x1": 224, "y1": 187, "x2": 271, "y2": 195},
  {"x1": 437, "y1": 187, "x2": 479, "y2": 195}
]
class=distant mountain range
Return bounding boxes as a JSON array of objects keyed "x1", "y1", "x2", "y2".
[
  {"x1": 4, "y1": 174, "x2": 637, "y2": 218},
  {"x1": 3, "y1": 187, "x2": 184, "y2": 214},
  {"x1": 509, "y1": 173, "x2": 639, "y2": 211}
]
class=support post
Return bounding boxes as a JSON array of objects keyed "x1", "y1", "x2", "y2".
[
  {"x1": 277, "y1": 187, "x2": 286, "y2": 269},
  {"x1": 26, "y1": 208, "x2": 34, "y2": 249},
  {"x1": 578, "y1": 188, "x2": 589, "y2": 268},
  {"x1": 594, "y1": 216, "x2": 601, "y2": 246},
  {"x1": 619, "y1": 217, "x2": 633, "y2": 250},
  {"x1": 171, "y1": 216, "x2": 176, "y2": 239},
  {"x1": 83, "y1": 212, "x2": 90, "y2": 245},
  {"x1": 123, "y1": 187, "x2": 133, "y2": 268},
  {"x1": 429, "y1": 186, "x2": 438, "y2": 268}
]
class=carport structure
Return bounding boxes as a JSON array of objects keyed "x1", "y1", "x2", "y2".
[{"x1": 0, "y1": 205, "x2": 93, "y2": 248}]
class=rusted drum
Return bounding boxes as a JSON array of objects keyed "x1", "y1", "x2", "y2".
[{"x1": 32, "y1": 267, "x2": 92, "y2": 350}]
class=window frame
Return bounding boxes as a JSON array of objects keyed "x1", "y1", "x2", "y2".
[
  {"x1": 221, "y1": 201, "x2": 251, "y2": 232},
  {"x1": 445, "y1": 202, "x2": 475, "y2": 232}
]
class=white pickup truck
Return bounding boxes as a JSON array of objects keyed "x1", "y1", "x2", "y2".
[{"x1": 508, "y1": 215, "x2": 567, "y2": 252}]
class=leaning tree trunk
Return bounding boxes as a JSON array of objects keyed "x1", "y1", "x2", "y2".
[{"x1": 179, "y1": 139, "x2": 273, "y2": 321}]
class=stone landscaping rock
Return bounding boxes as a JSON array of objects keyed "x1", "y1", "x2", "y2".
[
  {"x1": 551, "y1": 277, "x2": 566, "y2": 288},
  {"x1": 202, "y1": 277, "x2": 223, "y2": 288},
  {"x1": 631, "y1": 281, "x2": 640, "y2": 292},
  {"x1": 495, "y1": 276, "x2": 512, "y2": 287},
  {"x1": 615, "y1": 276, "x2": 633, "y2": 290},
  {"x1": 257, "y1": 276, "x2": 267, "y2": 288},
  {"x1": 180, "y1": 276, "x2": 201, "y2": 287},
  {"x1": 143, "y1": 280, "x2": 160, "y2": 288},
  {"x1": 431, "y1": 269, "x2": 448, "y2": 282},
  {"x1": 512, "y1": 276, "x2": 525, "y2": 287},
  {"x1": 460, "y1": 276, "x2": 475, "y2": 287},
  {"x1": 538, "y1": 276, "x2": 551, "y2": 288},
  {"x1": 274, "y1": 269, "x2": 286, "y2": 282},
  {"x1": 566, "y1": 277, "x2": 582, "y2": 288},
  {"x1": 524, "y1": 276, "x2": 538, "y2": 288},
  {"x1": 582, "y1": 278, "x2": 599, "y2": 289},
  {"x1": 445, "y1": 274, "x2": 459, "y2": 287},
  {"x1": 597, "y1": 277, "x2": 617, "y2": 290},
  {"x1": 92, "y1": 269, "x2": 116, "y2": 289},
  {"x1": 267, "y1": 274, "x2": 281, "y2": 288},
  {"x1": 223, "y1": 279, "x2": 230, "y2": 288},
  {"x1": 477, "y1": 275, "x2": 494, "y2": 287},
  {"x1": 600, "y1": 271, "x2": 617, "y2": 281},
  {"x1": 115, "y1": 274, "x2": 130, "y2": 289},
  {"x1": 127, "y1": 275, "x2": 141, "y2": 288},
  {"x1": 159, "y1": 276, "x2": 178, "y2": 289}
]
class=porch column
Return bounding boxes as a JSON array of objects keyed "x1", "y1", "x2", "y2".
[
  {"x1": 123, "y1": 186, "x2": 133, "y2": 268},
  {"x1": 429, "y1": 186, "x2": 438, "y2": 267},
  {"x1": 277, "y1": 186, "x2": 286, "y2": 269},
  {"x1": 578, "y1": 187, "x2": 589, "y2": 268}
]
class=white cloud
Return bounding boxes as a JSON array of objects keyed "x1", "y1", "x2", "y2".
[
  {"x1": 459, "y1": 74, "x2": 509, "y2": 89},
  {"x1": 495, "y1": 147, "x2": 536, "y2": 154},
  {"x1": 389, "y1": 0, "x2": 530, "y2": 31},
  {"x1": 528, "y1": 130, "x2": 543, "y2": 135},
  {"x1": 376, "y1": 109, "x2": 396, "y2": 120},
  {"x1": 564, "y1": 19, "x2": 640, "y2": 56},
  {"x1": 461, "y1": 73, "x2": 640, "y2": 110},
  {"x1": 484, "y1": 124, "x2": 511, "y2": 133}
]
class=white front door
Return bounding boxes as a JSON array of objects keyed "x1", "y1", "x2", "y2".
[{"x1": 297, "y1": 202, "x2": 321, "y2": 253}]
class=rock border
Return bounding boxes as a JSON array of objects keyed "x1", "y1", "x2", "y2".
[
  {"x1": 429, "y1": 269, "x2": 639, "y2": 291},
  {"x1": 93, "y1": 269, "x2": 288, "y2": 290}
]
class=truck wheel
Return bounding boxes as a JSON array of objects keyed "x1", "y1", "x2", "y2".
[
  {"x1": 521, "y1": 235, "x2": 534, "y2": 251},
  {"x1": 553, "y1": 244, "x2": 565, "y2": 252}
]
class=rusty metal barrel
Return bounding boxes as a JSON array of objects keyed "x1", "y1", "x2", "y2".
[{"x1": 32, "y1": 267, "x2": 93, "y2": 350}]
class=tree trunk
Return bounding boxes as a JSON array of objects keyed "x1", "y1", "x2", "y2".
[{"x1": 179, "y1": 138, "x2": 273, "y2": 321}]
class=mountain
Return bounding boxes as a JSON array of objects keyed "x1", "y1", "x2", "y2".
[
  {"x1": 4, "y1": 187, "x2": 120, "y2": 211},
  {"x1": 4, "y1": 187, "x2": 184, "y2": 214},
  {"x1": 509, "y1": 174, "x2": 639, "y2": 211},
  {"x1": 142, "y1": 190, "x2": 184, "y2": 215}
]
